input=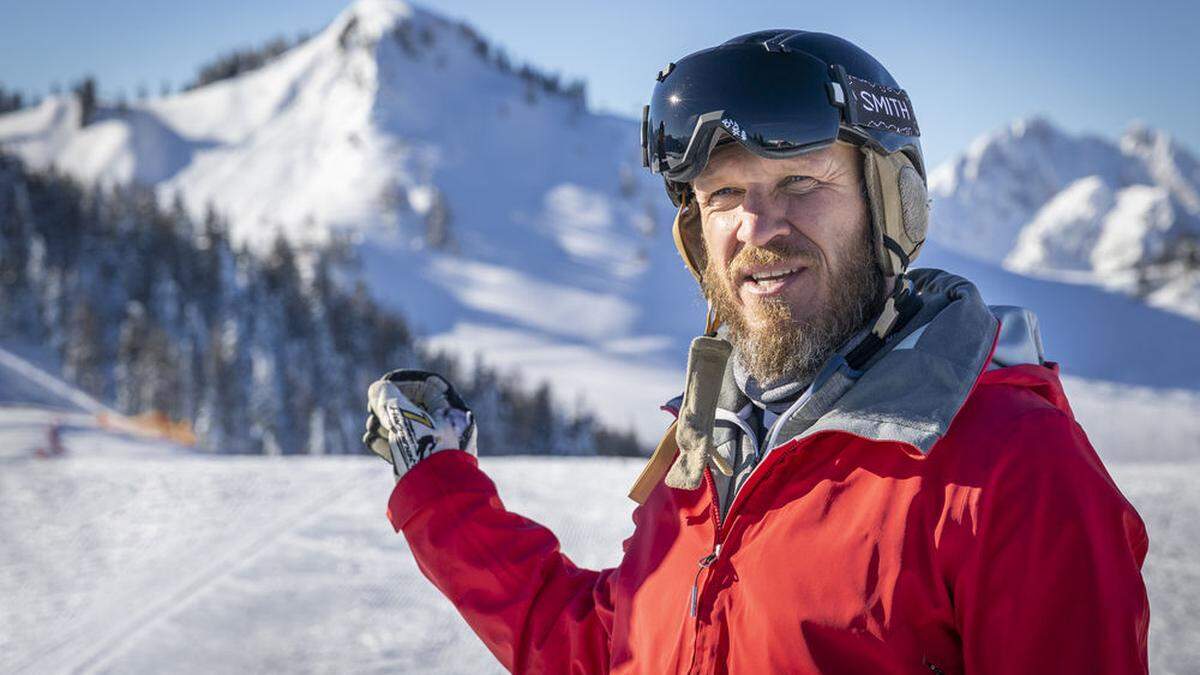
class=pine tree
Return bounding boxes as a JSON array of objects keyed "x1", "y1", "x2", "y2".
[
  {"x1": 73, "y1": 77, "x2": 97, "y2": 127},
  {"x1": 425, "y1": 189, "x2": 454, "y2": 249},
  {"x1": 0, "y1": 151, "x2": 647, "y2": 457},
  {"x1": 63, "y1": 302, "x2": 107, "y2": 398}
]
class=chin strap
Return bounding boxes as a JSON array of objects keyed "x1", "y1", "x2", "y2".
[
  {"x1": 844, "y1": 274, "x2": 923, "y2": 371},
  {"x1": 704, "y1": 302, "x2": 721, "y2": 337}
]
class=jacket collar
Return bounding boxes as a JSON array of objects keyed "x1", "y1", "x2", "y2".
[{"x1": 691, "y1": 269, "x2": 1043, "y2": 457}]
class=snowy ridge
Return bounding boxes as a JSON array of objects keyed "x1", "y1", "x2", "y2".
[
  {"x1": 1, "y1": 7, "x2": 1199, "y2": 668},
  {"x1": 0, "y1": 0, "x2": 694, "y2": 440},
  {"x1": 929, "y1": 117, "x2": 1200, "y2": 319},
  {"x1": 2, "y1": 3, "x2": 1198, "y2": 443}
]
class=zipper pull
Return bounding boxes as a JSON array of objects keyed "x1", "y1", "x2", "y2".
[{"x1": 688, "y1": 544, "x2": 722, "y2": 617}]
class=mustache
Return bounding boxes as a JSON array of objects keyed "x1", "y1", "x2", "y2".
[{"x1": 726, "y1": 238, "x2": 822, "y2": 282}]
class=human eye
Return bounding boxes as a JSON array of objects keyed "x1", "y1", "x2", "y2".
[
  {"x1": 703, "y1": 186, "x2": 742, "y2": 207},
  {"x1": 781, "y1": 175, "x2": 819, "y2": 191}
]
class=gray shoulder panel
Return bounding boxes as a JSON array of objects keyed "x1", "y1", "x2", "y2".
[{"x1": 788, "y1": 269, "x2": 1000, "y2": 455}]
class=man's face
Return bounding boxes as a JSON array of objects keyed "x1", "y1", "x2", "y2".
[{"x1": 691, "y1": 140, "x2": 884, "y2": 385}]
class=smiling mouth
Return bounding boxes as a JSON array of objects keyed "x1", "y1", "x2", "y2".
[{"x1": 740, "y1": 266, "x2": 807, "y2": 295}]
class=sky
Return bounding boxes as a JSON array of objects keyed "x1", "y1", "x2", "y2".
[{"x1": 1, "y1": 0, "x2": 1197, "y2": 168}]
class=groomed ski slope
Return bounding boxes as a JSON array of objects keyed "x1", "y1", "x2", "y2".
[{"x1": 2, "y1": 417, "x2": 1197, "y2": 674}]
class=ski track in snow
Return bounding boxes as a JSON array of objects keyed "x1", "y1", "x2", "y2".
[
  {"x1": 59, "y1": 474, "x2": 362, "y2": 675},
  {"x1": 1, "y1": 419, "x2": 1197, "y2": 674}
]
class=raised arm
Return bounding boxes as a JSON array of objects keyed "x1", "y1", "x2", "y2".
[{"x1": 365, "y1": 369, "x2": 621, "y2": 673}]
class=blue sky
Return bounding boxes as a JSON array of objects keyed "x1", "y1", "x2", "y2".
[{"x1": 1, "y1": 0, "x2": 1197, "y2": 168}]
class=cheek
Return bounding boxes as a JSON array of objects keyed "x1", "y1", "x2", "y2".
[
  {"x1": 784, "y1": 193, "x2": 869, "y2": 275},
  {"x1": 700, "y1": 215, "x2": 738, "y2": 269}
]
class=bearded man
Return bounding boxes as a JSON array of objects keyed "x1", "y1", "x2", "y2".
[{"x1": 364, "y1": 30, "x2": 1150, "y2": 674}]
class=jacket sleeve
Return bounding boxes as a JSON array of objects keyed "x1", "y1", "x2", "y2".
[
  {"x1": 955, "y1": 407, "x2": 1150, "y2": 674},
  {"x1": 386, "y1": 450, "x2": 621, "y2": 674}
]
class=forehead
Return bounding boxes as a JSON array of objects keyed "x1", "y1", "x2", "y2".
[{"x1": 695, "y1": 141, "x2": 857, "y2": 185}]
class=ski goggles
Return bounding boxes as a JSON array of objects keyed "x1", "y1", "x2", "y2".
[{"x1": 641, "y1": 45, "x2": 919, "y2": 184}]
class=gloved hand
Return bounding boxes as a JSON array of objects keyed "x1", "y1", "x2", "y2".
[{"x1": 363, "y1": 369, "x2": 477, "y2": 479}]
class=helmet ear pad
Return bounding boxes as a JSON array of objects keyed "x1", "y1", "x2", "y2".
[{"x1": 861, "y1": 149, "x2": 928, "y2": 277}]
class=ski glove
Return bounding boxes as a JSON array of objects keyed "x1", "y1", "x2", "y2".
[{"x1": 363, "y1": 369, "x2": 477, "y2": 480}]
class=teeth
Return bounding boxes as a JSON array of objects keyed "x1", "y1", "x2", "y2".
[{"x1": 750, "y1": 267, "x2": 800, "y2": 282}]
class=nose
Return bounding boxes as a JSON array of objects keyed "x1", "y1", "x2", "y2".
[{"x1": 735, "y1": 190, "x2": 791, "y2": 248}]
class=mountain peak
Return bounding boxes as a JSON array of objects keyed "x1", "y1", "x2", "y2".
[
  {"x1": 1119, "y1": 121, "x2": 1182, "y2": 165},
  {"x1": 930, "y1": 116, "x2": 1162, "y2": 264},
  {"x1": 1121, "y1": 120, "x2": 1156, "y2": 149},
  {"x1": 329, "y1": 0, "x2": 417, "y2": 45},
  {"x1": 1008, "y1": 114, "x2": 1060, "y2": 141},
  {"x1": 1120, "y1": 121, "x2": 1200, "y2": 213}
]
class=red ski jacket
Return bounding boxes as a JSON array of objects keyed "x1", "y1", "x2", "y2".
[{"x1": 386, "y1": 272, "x2": 1150, "y2": 674}]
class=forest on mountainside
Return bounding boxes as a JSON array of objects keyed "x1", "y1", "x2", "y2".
[{"x1": 0, "y1": 153, "x2": 642, "y2": 456}]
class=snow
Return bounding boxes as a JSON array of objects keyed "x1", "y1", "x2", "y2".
[
  {"x1": 928, "y1": 116, "x2": 1133, "y2": 265},
  {"x1": 1121, "y1": 122, "x2": 1200, "y2": 214},
  {"x1": 1007, "y1": 178, "x2": 1181, "y2": 279},
  {"x1": 1092, "y1": 185, "x2": 1177, "y2": 273},
  {"x1": 424, "y1": 322, "x2": 682, "y2": 437},
  {"x1": 425, "y1": 256, "x2": 637, "y2": 340},
  {"x1": 1060, "y1": 376, "x2": 1200, "y2": 463},
  {"x1": 0, "y1": 2, "x2": 1196, "y2": 667},
  {"x1": 1, "y1": 417, "x2": 1196, "y2": 673},
  {"x1": 0, "y1": 0, "x2": 707, "y2": 443},
  {"x1": 0, "y1": 98, "x2": 80, "y2": 169},
  {"x1": 4, "y1": 1, "x2": 1196, "y2": 446},
  {"x1": 929, "y1": 116, "x2": 1200, "y2": 321},
  {"x1": 0, "y1": 345, "x2": 110, "y2": 415},
  {"x1": 1006, "y1": 176, "x2": 1115, "y2": 272},
  {"x1": 919, "y1": 240, "x2": 1200, "y2": 393},
  {"x1": 1, "y1": 278, "x2": 1197, "y2": 673},
  {"x1": 538, "y1": 183, "x2": 646, "y2": 279}
]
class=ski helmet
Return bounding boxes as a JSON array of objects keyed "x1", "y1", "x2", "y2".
[{"x1": 640, "y1": 30, "x2": 929, "y2": 285}]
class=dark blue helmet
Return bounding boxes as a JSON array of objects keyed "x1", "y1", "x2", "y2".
[{"x1": 642, "y1": 30, "x2": 925, "y2": 206}]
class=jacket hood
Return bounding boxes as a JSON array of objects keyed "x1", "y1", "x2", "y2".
[{"x1": 687, "y1": 268, "x2": 1050, "y2": 460}]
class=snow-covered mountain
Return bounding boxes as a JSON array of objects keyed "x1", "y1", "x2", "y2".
[
  {"x1": 0, "y1": 0, "x2": 698, "y2": 440},
  {"x1": 2, "y1": 1, "x2": 1199, "y2": 442},
  {"x1": 1, "y1": 10, "x2": 1199, "y2": 668},
  {"x1": 929, "y1": 117, "x2": 1200, "y2": 318}
]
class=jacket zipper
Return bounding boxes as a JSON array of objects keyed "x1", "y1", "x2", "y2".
[
  {"x1": 680, "y1": 326, "x2": 1001, "y2": 667},
  {"x1": 683, "y1": 469, "x2": 725, "y2": 675},
  {"x1": 688, "y1": 468, "x2": 724, "y2": 617},
  {"x1": 682, "y1": 418, "x2": 830, "y2": 673},
  {"x1": 686, "y1": 405, "x2": 796, "y2": 620},
  {"x1": 689, "y1": 543, "x2": 721, "y2": 617},
  {"x1": 717, "y1": 408, "x2": 803, "y2": 535}
]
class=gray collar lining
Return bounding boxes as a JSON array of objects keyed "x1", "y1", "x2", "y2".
[{"x1": 711, "y1": 269, "x2": 1003, "y2": 456}]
